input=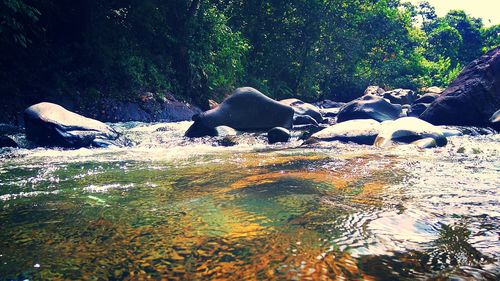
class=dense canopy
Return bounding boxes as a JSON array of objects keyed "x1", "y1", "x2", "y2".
[{"x1": 0, "y1": 0, "x2": 498, "y2": 115}]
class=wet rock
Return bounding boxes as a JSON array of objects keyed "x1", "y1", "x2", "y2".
[
  {"x1": 411, "y1": 137, "x2": 438, "y2": 149},
  {"x1": 185, "y1": 87, "x2": 294, "y2": 137},
  {"x1": 374, "y1": 117, "x2": 447, "y2": 148},
  {"x1": 280, "y1": 98, "x2": 323, "y2": 123},
  {"x1": 421, "y1": 46, "x2": 500, "y2": 127},
  {"x1": 309, "y1": 119, "x2": 381, "y2": 145},
  {"x1": 24, "y1": 102, "x2": 124, "y2": 148},
  {"x1": 337, "y1": 94, "x2": 402, "y2": 123},
  {"x1": 414, "y1": 93, "x2": 440, "y2": 104},
  {"x1": 364, "y1": 86, "x2": 385, "y2": 96},
  {"x1": 489, "y1": 109, "x2": 500, "y2": 131},
  {"x1": 408, "y1": 103, "x2": 430, "y2": 117},
  {"x1": 314, "y1": 100, "x2": 346, "y2": 109},
  {"x1": 293, "y1": 114, "x2": 319, "y2": 126},
  {"x1": 219, "y1": 135, "x2": 239, "y2": 147},
  {"x1": 0, "y1": 135, "x2": 18, "y2": 148},
  {"x1": 382, "y1": 89, "x2": 416, "y2": 105},
  {"x1": 267, "y1": 127, "x2": 291, "y2": 144},
  {"x1": 320, "y1": 108, "x2": 341, "y2": 118}
]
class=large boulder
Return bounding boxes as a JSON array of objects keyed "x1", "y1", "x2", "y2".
[
  {"x1": 309, "y1": 119, "x2": 381, "y2": 145},
  {"x1": 374, "y1": 117, "x2": 447, "y2": 148},
  {"x1": 421, "y1": 47, "x2": 500, "y2": 126},
  {"x1": 24, "y1": 102, "x2": 123, "y2": 148},
  {"x1": 185, "y1": 87, "x2": 294, "y2": 137},
  {"x1": 336, "y1": 94, "x2": 402, "y2": 123},
  {"x1": 382, "y1": 89, "x2": 416, "y2": 105},
  {"x1": 280, "y1": 98, "x2": 323, "y2": 123}
]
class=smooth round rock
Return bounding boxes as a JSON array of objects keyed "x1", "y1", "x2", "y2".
[
  {"x1": 185, "y1": 87, "x2": 294, "y2": 137},
  {"x1": 267, "y1": 127, "x2": 291, "y2": 144},
  {"x1": 374, "y1": 117, "x2": 447, "y2": 148},
  {"x1": 280, "y1": 98, "x2": 323, "y2": 123},
  {"x1": 310, "y1": 119, "x2": 381, "y2": 145},
  {"x1": 24, "y1": 102, "x2": 122, "y2": 148},
  {"x1": 337, "y1": 94, "x2": 402, "y2": 123}
]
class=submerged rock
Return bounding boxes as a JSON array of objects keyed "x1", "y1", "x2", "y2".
[
  {"x1": 374, "y1": 117, "x2": 447, "y2": 148},
  {"x1": 421, "y1": 46, "x2": 500, "y2": 127},
  {"x1": 24, "y1": 102, "x2": 123, "y2": 148},
  {"x1": 309, "y1": 119, "x2": 381, "y2": 145},
  {"x1": 337, "y1": 94, "x2": 402, "y2": 123},
  {"x1": 185, "y1": 87, "x2": 294, "y2": 137},
  {"x1": 267, "y1": 127, "x2": 291, "y2": 144}
]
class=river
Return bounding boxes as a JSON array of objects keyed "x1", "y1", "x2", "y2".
[{"x1": 0, "y1": 122, "x2": 498, "y2": 280}]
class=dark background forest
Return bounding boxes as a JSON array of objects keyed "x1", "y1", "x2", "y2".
[{"x1": 1, "y1": 0, "x2": 499, "y2": 117}]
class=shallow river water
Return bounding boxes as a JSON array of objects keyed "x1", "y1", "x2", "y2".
[{"x1": 0, "y1": 122, "x2": 499, "y2": 280}]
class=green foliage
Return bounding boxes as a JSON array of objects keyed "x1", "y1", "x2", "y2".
[{"x1": 0, "y1": 0, "x2": 498, "y2": 114}]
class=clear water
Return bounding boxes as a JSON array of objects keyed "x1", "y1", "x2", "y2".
[{"x1": 0, "y1": 122, "x2": 498, "y2": 280}]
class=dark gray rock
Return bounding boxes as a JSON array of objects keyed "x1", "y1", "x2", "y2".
[
  {"x1": 267, "y1": 127, "x2": 291, "y2": 144},
  {"x1": 382, "y1": 89, "x2": 416, "y2": 105},
  {"x1": 320, "y1": 108, "x2": 341, "y2": 118},
  {"x1": 421, "y1": 46, "x2": 500, "y2": 127},
  {"x1": 24, "y1": 102, "x2": 124, "y2": 148},
  {"x1": 185, "y1": 87, "x2": 294, "y2": 137},
  {"x1": 337, "y1": 94, "x2": 402, "y2": 123},
  {"x1": 293, "y1": 114, "x2": 319, "y2": 126},
  {"x1": 0, "y1": 136, "x2": 18, "y2": 148},
  {"x1": 309, "y1": 119, "x2": 381, "y2": 145},
  {"x1": 408, "y1": 103, "x2": 430, "y2": 117},
  {"x1": 414, "y1": 93, "x2": 439, "y2": 104},
  {"x1": 314, "y1": 100, "x2": 346, "y2": 109},
  {"x1": 280, "y1": 98, "x2": 323, "y2": 123}
]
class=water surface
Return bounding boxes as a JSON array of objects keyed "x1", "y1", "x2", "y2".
[{"x1": 0, "y1": 122, "x2": 498, "y2": 280}]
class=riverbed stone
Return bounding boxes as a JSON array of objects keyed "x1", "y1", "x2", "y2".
[
  {"x1": 337, "y1": 94, "x2": 402, "y2": 123},
  {"x1": 280, "y1": 98, "x2": 323, "y2": 123},
  {"x1": 309, "y1": 119, "x2": 381, "y2": 145},
  {"x1": 382, "y1": 89, "x2": 416, "y2": 105},
  {"x1": 185, "y1": 87, "x2": 294, "y2": 137},
  {"x1": 267, "y1": 127, "x2": 291, "y2": 144},
  {"x1": 374, "y1": 117, "x2": 447, "y2": 148},
  {"x1": 24, "y1": 102, "x2": 123, "y2": 148}
]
